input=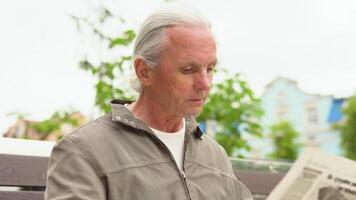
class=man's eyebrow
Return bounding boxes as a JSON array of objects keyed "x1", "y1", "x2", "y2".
[{"x1": 179, "y1": 59, "x2": 218, "y2": 68}]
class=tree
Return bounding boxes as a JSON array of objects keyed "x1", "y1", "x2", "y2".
[
  {"x1": 30, "y1": 110, "x2": 84, "y2": 140},
  {"x1": 72, "y1": 6, "x2": 264, "y2": 156},
  {"x1": 268, "y1": 121, "x2": 301, "y2": 161},
  {"x1": 197, "y1": 71, "x2": 263, "y2": 157},
  {"x1": 336, "y1": 96, "x2": 356, "y2": 160},
  {"x1": 72, "y1": 7, "x2": 136, "y2": 113},
  {"x1": 4, "y1": 109, "x2": 85, "y2": 141}
]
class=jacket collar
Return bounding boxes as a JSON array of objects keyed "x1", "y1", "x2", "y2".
[{"x1": 110, "y1": 100, "x2": 204, "y2": 139}]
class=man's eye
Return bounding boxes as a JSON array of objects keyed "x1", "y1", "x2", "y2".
[
  {"x1": 207, "y1": 66, "x2": 216, "y2": 73},
  {"x1": 182, "y1": 67, "x2": 194, "y2": 73}
]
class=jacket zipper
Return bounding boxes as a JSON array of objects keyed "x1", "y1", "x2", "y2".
[
  {"x1": 181, "y1": 132, "x2": 192, "y2": 199},
  {"x1": 147, "y1": 131, "x2": 192, "y2": 200}
]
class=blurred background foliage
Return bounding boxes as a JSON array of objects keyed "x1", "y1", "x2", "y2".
[
  {"x1": 5, "y1": 5, "x2": 267, "y2": 159},
  {"x1": 197, "y1": 71, "x2": 263, "y2": 157},
  {"x1": 72, "y1": 7, "x2": 137, "y2": 113},
  {"x1": 5, "y1": 3, "x2": 356, "y2": 162},
  {"x1": 5, "y1": 109, "x2": 85, "y2": 141},
  {"x1": 268, "y1": 121, "x2": 301, "y2": 161},
  {"x1": 30, "y1": 110, "x2": 82, "y2": 140},
  {"x1": 335, "y1": 95, "x2": 356, "y2": 160}
]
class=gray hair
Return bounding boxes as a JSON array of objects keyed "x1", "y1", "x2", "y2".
[{"x1": 129, "y1": 5, "x2": 212, "y2": 93}]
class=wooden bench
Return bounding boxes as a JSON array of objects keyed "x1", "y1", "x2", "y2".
[
  {"x1": 0, "y1": 153, "x2": 285, "y2": 200},
  {"x1": 0, "y1": 154, "x2": 48, "y2": 200},
  {"x1": 234, "y1": 169, "x2": 285, "y2": 200}
]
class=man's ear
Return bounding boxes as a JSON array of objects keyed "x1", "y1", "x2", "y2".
[{"x1": 134, "y1": 58, "x2": 153, "y2": 86}]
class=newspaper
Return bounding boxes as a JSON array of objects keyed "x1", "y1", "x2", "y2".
[{"x1": 267, "y1": 148, "x2": 356, "y2": 200}]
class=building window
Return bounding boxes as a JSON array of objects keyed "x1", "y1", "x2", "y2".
[
  {"x1": 275, "y1": 91, "x2": 289, "y2": 121},
  {"x1": 276, "y1": 106, "x2": 288, "y2": 121},
  {"x1": 306, "y1": 106, "x2": 318, "y2": 126},
  {"x1": 304, "y1": 100, "x2": 319, "y2": 132},
  {"x1": 277, "y1": 91, "x2": 287, "y2": 106}
]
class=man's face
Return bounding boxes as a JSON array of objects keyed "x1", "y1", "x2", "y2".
[{"x1": 147, "y1": 25, "x2": 217, "y2": 117}]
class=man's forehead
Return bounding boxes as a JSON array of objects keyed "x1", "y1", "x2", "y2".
[
  {"x1": 165, "y1": 25, "x2": 214, "y2": 43},
  {"x1": 159, "y1": 25, "x2": 217, "y2": 66},
  {"x1": 164, "y1": 26, "x2": 216, "y2": 56}
]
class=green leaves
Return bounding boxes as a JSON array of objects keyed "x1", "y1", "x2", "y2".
[
  {"x1": 75, "y1": 8, "x2": 136, "y2": 114},
  {"x1": 336, "y1": 96, "x2": 356, "y2": 160},
  {"x1": 30, "y1": 110, "x2": 81, "y2": 140},
  {"x1": 94, "y1": 79, "x2": 133, "y2": 113},
  {"x1": 82, "y1": 56, "x2": 135, "y2": 114},
  {"x1": 109, "y1": 30, "x2": 136, "y2": 48},
  {"x1": 268, "y1": 121, "x2": 301, "y2": 161},
  {"x1": 197, "y1": 71, "x2": 263, "y2": 157}
]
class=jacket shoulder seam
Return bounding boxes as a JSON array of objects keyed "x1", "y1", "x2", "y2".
[
  {"x1": 103, "y1": 159, "x2": 171, "y2": 175},
  {"x1": 185, "y1": 159, "x2": 236, "y2": 180},
  {"x1": 64, "y1": 135, "x2": 104, "y2": 178}
]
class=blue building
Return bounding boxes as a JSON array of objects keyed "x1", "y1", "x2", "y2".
[{"x1": 250, "y1": 77, "x2": 345, "y2": 158}]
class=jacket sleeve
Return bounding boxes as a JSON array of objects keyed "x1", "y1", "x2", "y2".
[
  {"x1": 233, "y1": 178, "x2": 254, "y2": 200},
  {"x1": 220, "y1": 146, "x2": 254, "y2": 200},
  {"x1": 45, "y1": 136, "x2": 106, "y2": 200}
]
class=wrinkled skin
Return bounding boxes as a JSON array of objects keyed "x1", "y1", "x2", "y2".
[{"x1": 131, "y1": 25, "x2": 217, "y2": 132}]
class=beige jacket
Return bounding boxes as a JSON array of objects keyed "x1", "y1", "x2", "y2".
[{"x1": 45, "y1": 102, "x2": 253, "y2": 200}]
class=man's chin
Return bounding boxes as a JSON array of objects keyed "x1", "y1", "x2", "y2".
[{"x1": 184, "y1": 107, "x2": 203, "y2": 118}]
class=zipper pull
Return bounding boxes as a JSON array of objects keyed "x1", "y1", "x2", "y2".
[{"x1": 181, "y1": 170, "x2": 186, "y2": 179}]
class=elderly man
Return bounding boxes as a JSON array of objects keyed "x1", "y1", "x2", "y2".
[{"x1": 45, "y1": 6, "x2": 253, "y2": 200}]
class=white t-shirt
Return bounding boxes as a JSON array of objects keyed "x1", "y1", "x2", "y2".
[
  {"x1": 150, "y1": 120, "x2": 185, "y2": 171},
  {"x1": 125, "y1": 105, "x2": 185, "y2": 171}
]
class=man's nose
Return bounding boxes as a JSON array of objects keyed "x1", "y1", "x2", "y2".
[{"x1": 195, "y1": 72, "x2": 211, "y2": 91}]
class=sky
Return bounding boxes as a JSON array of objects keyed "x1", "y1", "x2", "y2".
[{"x1": 1, "y1": 0, "x2": 356, "y2": 135}]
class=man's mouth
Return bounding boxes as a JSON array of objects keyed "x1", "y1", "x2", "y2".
[{"x1": 189, "y1": 98, "x2": 205, "y2": 104}]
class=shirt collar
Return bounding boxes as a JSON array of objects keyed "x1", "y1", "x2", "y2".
[{"x1": 110, "y1": 100, "x2": 204, "y2": 139}]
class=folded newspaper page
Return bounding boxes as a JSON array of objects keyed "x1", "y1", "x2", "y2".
[{"x1": 267, "y1": 148, "x2": 356, "y2": 200}]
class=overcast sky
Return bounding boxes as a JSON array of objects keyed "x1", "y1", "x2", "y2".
[{"x1": 1, "y1": 0, "x2": 356, "y2": 135}]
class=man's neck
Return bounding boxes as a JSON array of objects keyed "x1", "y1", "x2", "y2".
[{"x1": 128, "y1": 94, "x2": 184, "y2": 133}]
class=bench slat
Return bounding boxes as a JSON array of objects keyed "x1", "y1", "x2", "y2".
[
  {"x1": 0, "y1": 153, "x2": 285, "y2": 200},
  {"x1": 0, "y1": 154, "x2": 49, "y2": 187},
  {"x1": 0, "y1": 191, "x2": 44, "y2": 200},
  {"x1": 234, "y1": 170, "x2": 284, "y2": 196}
]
